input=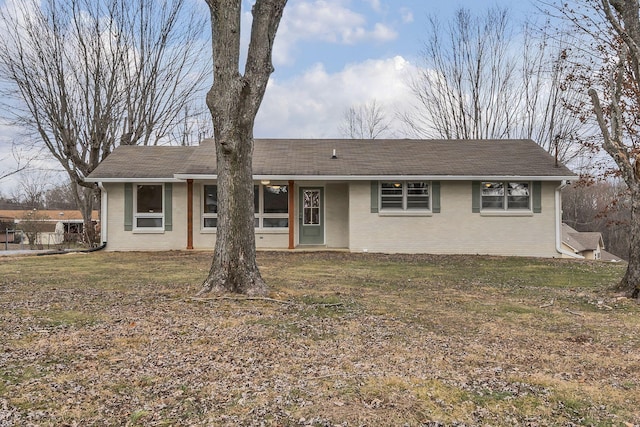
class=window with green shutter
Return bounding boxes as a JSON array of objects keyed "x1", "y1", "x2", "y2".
[{"x1": 473, "y1": 181, "x2": 541, "y2": 213}]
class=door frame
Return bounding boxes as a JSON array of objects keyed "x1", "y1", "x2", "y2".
[{"x1": 298, "y1": 187, "x2": 325, "y2": 245}]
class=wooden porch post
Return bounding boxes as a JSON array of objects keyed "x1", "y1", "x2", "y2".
[
  {"x1": 288, "y1": 180, "x2": 294, "y2": 249},
  {"x1": 187, "y1": 179, "x2": 194, "y2": 250}
]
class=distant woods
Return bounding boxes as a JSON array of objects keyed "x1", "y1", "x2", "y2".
[{"x1": 563, "y1": 179, "x2": 631, "y2": 260}]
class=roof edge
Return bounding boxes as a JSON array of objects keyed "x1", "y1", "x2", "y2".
[
  {"x1": 84, "y1": 177, "x2": 183, "y2": 183},
  {"x1": 173, "y1": 174, "x2": 577, "y2": 181}
]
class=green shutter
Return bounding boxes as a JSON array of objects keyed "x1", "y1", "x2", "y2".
[
  {"x1": 164, "y1": 183, "x2": 173, "y2": 231},
  {"x1": 370, "y1": 181, "x2": 379, "y2": 213},
  {"x1": 124, "y1": 183, "x2": 133, "y2": 231},
  {"x1": 532, "y1": 181, "x2": 542, "y2": 213},
  {"x1": 472, "y1": 181, "x2": 480, "y2": 213},
  {"x1": 432, "y1": 181, "x2": 441, "y2": 213}
]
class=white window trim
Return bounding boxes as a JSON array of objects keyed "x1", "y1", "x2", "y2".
[
  {"x1": 133, "y1": 183, "x2": 164, "y2": 233},
  {"x1": 202, "y1": 184, "x2": 218, "y2": 231},
  {"x1": 481, "y1": 181, "x2": 532, "y2": 213},
  {"x1": 256, "y1": 184, "x2": 289, "y2": 229},
  {"x1": 379, "y1": 181, "x2": 431, "y2": 213},
  {"x1": 201, "y1": 183, "x2": 289, "y2": 231}
]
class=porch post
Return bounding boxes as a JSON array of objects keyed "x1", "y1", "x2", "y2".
[
  {"x1": 288, "y1": 180, "x2": 294, "y2": 249},
  {"x1": 187, "y1": 179, "x2": 193, "y2": 250}
]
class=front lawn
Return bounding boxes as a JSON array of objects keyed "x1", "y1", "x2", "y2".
[{"x1": 0, "y1": 251, "x2": 638, "y2": 426}]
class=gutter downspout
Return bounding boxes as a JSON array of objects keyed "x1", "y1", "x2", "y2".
[
  {"x1": 555, "y1": 181, "x2": 583, "y2": 259},
  {"x1": 98, "y1": 182, "x2": 108, "y2": 248}
]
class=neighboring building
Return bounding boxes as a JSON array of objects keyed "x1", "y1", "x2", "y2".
[
  {"x1": 561, "y1": 223, "x2": 623, "y2": 262},
  {"x1": 84, "y1": 138, "x2": 578, "y2": 257},
  {"x1": 0, "y1": 210, "x2": 99, "y2": 246}
]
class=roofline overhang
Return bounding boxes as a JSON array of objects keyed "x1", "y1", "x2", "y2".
[
  {"x1": 172, "y1": 174, "x2": 577, "y2": 182},
  {"x1": 561, "y1": 240, "x2": 581, "y2": 253},
  {"x1": 86, "y1": 174, "x2": 577, "y2": 183},
  {"x1": 84, "y1": 177, "x2": 183, "y2": 183}
]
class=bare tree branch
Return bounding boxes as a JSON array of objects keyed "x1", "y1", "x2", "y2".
[
  {"x1": 403, "y1": 6, "x2": 590, "y2": 162},
  {"x1": 339, "y1": 99, "x2": 392, "y2": 139},
  {"x1": 0, "y1": 0, "x2": 209, "y2": 244}
]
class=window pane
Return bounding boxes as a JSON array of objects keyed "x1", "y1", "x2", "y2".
[
  {"x1": 303, "y1": 190, "x2": 321, "y2": 225},
  {"x1": 254, "y1": 186, "x2": 259, "y2": 213},
  {"x1": 407, "y1": 182, "x2": 428, "y2": 195},
  {"x1": 481, "y1": 182, "x2": 504, "y2": 209},
  {"x1": 381, "y1": 182, "x2": 403, "y2": 195},
  {"x1": 137, "y1": 185, "x2": 162, "y2": 213},
  {"x1": 136, "y1": 217, "x2": 162, "y2": 228},
  {"x1": 204, "y1": 185, "x2": 218, "y2": 213},
  {"x1": 407, "y1": 182, "x2": 429, "y2": 210},
  {"x1": 263, "y1": 218, "x2": 288, "y2": 228},
  {"x1": 507, "y1": 182, "x2": 530, "y2": 209},
  {"x1": 264, "y1": 185, "x2": 288, "y2": 213},
  {"x1": 407, "y1": 197, "x2": 429, "y2": 209},
  {"x1": 381, "y1": 182, "x2": 403, "y2": 210},
  {"x1": 203, "y1": 217, "x2": 217, "y2": 228},
  {"x1": 381, "y1": 198, "x2": 403, "y2": 209}
]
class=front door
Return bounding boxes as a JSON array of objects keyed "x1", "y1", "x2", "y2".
[{"x1": 299, "y1": 188, "x2": 324, "y2": 245}]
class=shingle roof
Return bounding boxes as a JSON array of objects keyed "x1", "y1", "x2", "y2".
[
  {"x1": 86, "y1": 138, "x2": 576, "y2": 181},
  {"x1": 0, "y1": 210, "x2": 99, "y2": 221},
  {"x1": 88, "y1": 146, "x2": 196, "y2": 179},
  {"x1": 562, "y1": 224, "x2": 604, "y2": 252}
]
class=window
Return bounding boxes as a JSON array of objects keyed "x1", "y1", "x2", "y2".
[
  {"x1": 203, "y1": 184, "x2": 218, "y2": 228},
  {"x1": 302, "y1": 189, "x2": 320, "y2": 225},
  {"x1": 262, "y1": 184, "x2": 289, "y2": 227},
  {"x1": 203, "y1": 183, "x2": 289, "y2": 229},
  {"x1": 481, "y1": 182, "x2": 530, "y2": 210},
  {"x1": 380, "y1": 181, "x2": 430, "y2": 211},
  {"x1": 135, "y1": 184, "x2": 163, "y2": 228}
]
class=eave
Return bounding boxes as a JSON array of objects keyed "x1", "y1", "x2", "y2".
[{"x1": 173, "y1": 174, "x2": 578, "y2": 182}]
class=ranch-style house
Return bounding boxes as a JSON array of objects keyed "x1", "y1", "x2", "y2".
[{"x1": 84, "y1": 138, "x2": 578, "y2": 257}]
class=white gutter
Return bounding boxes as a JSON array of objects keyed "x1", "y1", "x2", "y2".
[
  {"x1": 172, "y1": 174, "x2": 577, "y2": 182},
  {"x1": 97, "y1": 182, "x2": 108, "y2": 246},
  {"x1": 85, "y1": 177, "x2": 181, "y2": 183},
  {"x1": 555, "y1": 181, "x2": 583, "y2": 259}
]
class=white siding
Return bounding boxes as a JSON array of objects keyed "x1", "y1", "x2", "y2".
[
  {"x1": 103, "y1": 180, "x2": 561, "y2": 257},
  {"x1": 104, "y1": 182, "x2": 188, "y2": 251},
  {"x1": 348, "y1": 181, "x2": 559, "y2": 257},
  {"x1": 325, "y1": 183, "x2": 349, "y2": 248}
]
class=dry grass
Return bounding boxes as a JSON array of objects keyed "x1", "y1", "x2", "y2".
[{"x1": 0, "y1": 251, "x2": 639, "y2": 426}]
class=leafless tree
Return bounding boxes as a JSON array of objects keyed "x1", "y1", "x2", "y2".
[
  {"x1": 11, "y1": 171, "x2": 53, "y2": 210},
  {"x1": 339, "y1": 99, "x2": 392, "y2": 139},
  {"x1": 585, "y1": 0, "x2": 640, "y2": 298},
  {"x1": 403, "y1": 7, "x2": 590, "y2": 162},
  {"x1": 170, "y1": 106, "x2": 214, "y2": 147},
  {"x1": 44, "y1": 180, "x2": 80, "y2": 210},
  {"x1": 18, "y1": 209, "x2": 49, "y2": 249},
  {"x1": 0, "y1": 140, "x2": 37, "y2": 182},
  {"x1": 0, "y1": 0, "x2": 209, "y2": 245},
  {"x1": 198, "y1": 0, "x2": 287, "y2": 296},
  {"x1": 563, "y1": 179, "x2": 630, "y2": 259},
  {"x1": 541, "y1": 0, "x2": 640, "y2": 298}
]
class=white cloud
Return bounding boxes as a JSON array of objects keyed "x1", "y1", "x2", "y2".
[
  {"x1": 400, "y1": 7, "x2": 414, "y2": 24},
  {"x1": 363, "y1": 0, "x2": 382, "y2": 13},
  {"x1": 273, "y1": 0, "x2": 398, "y2": 65},
  {"x1": 255, "y1": 55, "x2": 416, "y2": 138}
]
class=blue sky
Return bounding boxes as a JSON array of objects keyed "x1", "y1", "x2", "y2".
[
  {"x1": 253, "y1": 0, "x2": 538, "y2": 138},
  {"x1": 269, "y1": 0, "x2": 535, "y2": 78},
  {"x1": 0, "y1": 0, "x2": 539, "y2": 193}
]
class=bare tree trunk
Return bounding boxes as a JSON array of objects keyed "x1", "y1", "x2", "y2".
[
  {"x1": 198, "y1": 0, "x2": 286, "y2": 296},
  {"x1": 620, "y1": 186, "x2": 640, "y2": 298},
  {"x1": 201, "y1": 127, "x2": 266, "y2": 295},
  {"x1": 588, "y1": 25, "x2": 640, "y2": 298}
]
